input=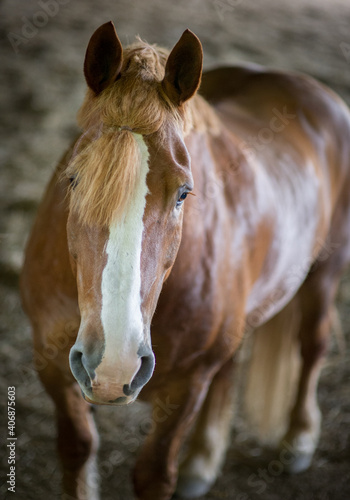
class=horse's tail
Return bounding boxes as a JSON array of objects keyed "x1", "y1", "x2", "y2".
[{"x1": 241, "y1": 298, "x2": 302, "y2": 444}]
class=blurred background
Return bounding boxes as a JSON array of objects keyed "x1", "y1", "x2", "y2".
[{"x1": 1, "y1": 0, "x2": 349, "y2": 498}]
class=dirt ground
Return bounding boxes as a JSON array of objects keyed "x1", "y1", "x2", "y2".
[{"x1": 1, "y1": 0, "x2": 350, "y2": 499}]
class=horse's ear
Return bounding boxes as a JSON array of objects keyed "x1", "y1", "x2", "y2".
[
  {"x1": 162, "y1": 29, "x2": 203, "y2": 106},
  {"x1": 84, "y1": 21, "x2": 123, "y2": 96}
]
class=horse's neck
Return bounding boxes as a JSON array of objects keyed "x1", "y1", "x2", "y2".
[
  {"x1": 182, "y1": 120, "x2": 257, "y2": 282},
  {"x1": 186, "y1": 110, "x2": 259, "y2": 227}
]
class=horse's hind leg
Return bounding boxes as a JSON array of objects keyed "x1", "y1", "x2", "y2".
[
  {"x1": 34, "y1": 325, "x2": 99, "y2": 500},
  {"x1": 281, "y1": 240, "x2": 349, "y2": 473},
  {"x1": 175, "y1": 358, "x2": 235, "y2": 498}
]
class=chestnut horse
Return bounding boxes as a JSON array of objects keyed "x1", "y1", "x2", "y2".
[{"x1": 20, "y1": 22, "x2": 350, "y2": 500}]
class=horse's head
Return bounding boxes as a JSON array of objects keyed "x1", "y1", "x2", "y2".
[{"x1": 66, "y1": 22, "x2": 203, "y2": 405}]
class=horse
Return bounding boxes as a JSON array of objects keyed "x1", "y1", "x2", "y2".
[{"x1": 20, "y1": 21, "x2": 350, "y2": 500}]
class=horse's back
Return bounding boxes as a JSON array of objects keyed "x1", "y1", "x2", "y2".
[
  {"x1": 201, "y1": 64, "x2": 350, "y2": 124},
  {"x1": 201, "y1": 64, "x2": 350, "y2": 223},
  {"x1": 201, "y1": 65, "x2": 350, "y2": 169}
]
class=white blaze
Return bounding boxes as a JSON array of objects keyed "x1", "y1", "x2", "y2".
[{"x1": 99, "y1": 134, "x2": 150, "y2": 379}]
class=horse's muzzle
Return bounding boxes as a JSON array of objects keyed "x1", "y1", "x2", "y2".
[{"x1": 69, "y1": 342, "x2": 155, "y2": 405}]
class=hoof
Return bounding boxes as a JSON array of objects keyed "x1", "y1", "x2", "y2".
[
  {"x1": 174, "y1": 476, "x2": 212, "y2": 499},
  {"x1": 279, "y1": 434, "x2": 317, "y2": 474},
  {"x1": 283, "y1": 451, "x2": 313, "y2": 474}
]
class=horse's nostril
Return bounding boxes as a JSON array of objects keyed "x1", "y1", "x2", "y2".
[
  {"x1": 123, "y1": 352, "x2": 155, "y2": 396},
  {"x1": 69, "y1": 347, "x2": 93, "y2": 390}
]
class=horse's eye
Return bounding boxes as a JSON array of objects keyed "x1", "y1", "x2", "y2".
[
  {"x1": 176, "y1": 191, "x2": 188, "y2": 208},
  {"x1": 69, "y1": 175, "x2": 78, "y2": 190}
]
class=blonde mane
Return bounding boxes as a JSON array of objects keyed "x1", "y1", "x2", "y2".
[{"x1": 66, "y1": 39, "x2": 219, "y2": 227}]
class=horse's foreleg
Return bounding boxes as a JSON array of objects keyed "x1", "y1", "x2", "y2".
[
  {"x1": 133, "y1": 370, "x2": 213, "y2": 500},
  {"x1": 57, "y1": 386, "x2": 99, "y2": 500},
  {"x1": 38, "y1": 349, "x2": 99, "y2": 500},
  {"x1": 176, "y1": 358, "x2": 235, "y2": 498}
]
